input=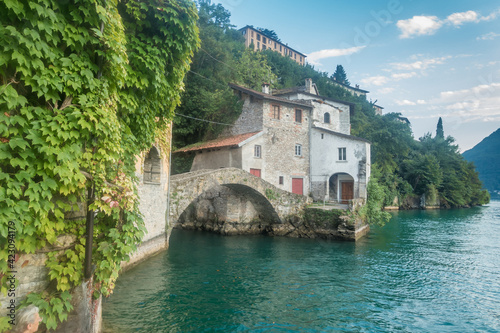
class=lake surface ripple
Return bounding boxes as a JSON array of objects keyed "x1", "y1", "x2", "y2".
[{"x1": 103, "y1": 201, "x2": 500, "y2": 332}]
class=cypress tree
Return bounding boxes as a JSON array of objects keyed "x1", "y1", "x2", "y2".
[{"x1": 436, "y1": 117, "x2": 444, "y2": 139}]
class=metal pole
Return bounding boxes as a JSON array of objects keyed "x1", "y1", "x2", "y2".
[{"x1": 84, "y1": 183, "x2": 95, "y2": 279}]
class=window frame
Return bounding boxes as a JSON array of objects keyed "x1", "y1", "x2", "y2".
[
  {"x1": 272, "y1": 104, "x2": 280, "y2": 120},
  {"x1": 324, "y1": 112, "x2": 331, "y2": 124},
  {"x1": 295, "y1": 144, "x2": 302, "y2": 157},
  {"x1": 338, "y1": 147, "x2": 347, "y2": 161},
  {"x1": 254, "y1": 145, "x2": 261, "y2": 158},
  {"x1": 295, "y1": 109, "x2": 303, "y2": 123}
]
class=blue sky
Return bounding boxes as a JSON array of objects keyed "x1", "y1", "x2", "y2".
[{"x1": 212, "y1": 0, "x2": 500, "y2": 151}]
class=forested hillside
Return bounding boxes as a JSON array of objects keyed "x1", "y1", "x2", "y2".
[
  {"x1": 173, "y1": 0, "x2": 489, "y2": 208},
  {"x1": 463, "y1": 129, "x2": 500, "y2": 198}
]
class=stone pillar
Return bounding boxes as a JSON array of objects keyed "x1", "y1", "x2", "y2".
[{"x1": 54, "y1": 277, "x2": 102, "y2": 333}]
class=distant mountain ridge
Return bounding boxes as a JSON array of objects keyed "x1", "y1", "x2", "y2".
[{"x1": 463, "y1": 128, "x2": 500, "y2": 198}]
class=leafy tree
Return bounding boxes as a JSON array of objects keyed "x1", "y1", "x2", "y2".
[
  {"x1": 173, "y1": 0, "x2": 243, "y2": 151},
  {"x1": 196, "y1": 0, "x2": 233, "y2": 30},
  {"x1": 257, "y1": 27, "x2": 281, "y2": 42},
  {"x1": 331, "y1": 65, "x2": 350, "y2": 86},
  {"x1": 436, "y1": 117, "x2": 444, "y2": 139},
  {"x1": 235, "y1": 48, "x2": 277, "y2": 90},
  {"x1": 172, "y1": 1, "x2": 276, "y2": 173},
  {"x1": 401, "y1": 152, "x2": 443, "y2": 195},
  {"x1": 0, "y1": 0, "x2": 199, "y2": 330},
  {"x1": 358, "y1": 167, "x2": 391, "y2": 226}
]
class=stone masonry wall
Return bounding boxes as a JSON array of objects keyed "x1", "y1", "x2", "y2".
[
  {"x1": 261, "y1": 100, "x2": 311, "y2": 195},
  {"x1": 225, "y1": 94, "x2": 263, "y2": 136}
]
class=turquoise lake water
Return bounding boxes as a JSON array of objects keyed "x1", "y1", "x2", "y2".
[{"x1": 102, "y1": 201, "x2": 500, "y2": 332}]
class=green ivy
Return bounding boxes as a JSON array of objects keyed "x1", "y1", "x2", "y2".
[{"x1": 0, "y1": 0, "x2": 199, "y2": 331}]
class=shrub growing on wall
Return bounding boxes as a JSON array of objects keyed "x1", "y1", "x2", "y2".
[{"x1": 0, "y1": 0, "x2": 199, "y2": 330}]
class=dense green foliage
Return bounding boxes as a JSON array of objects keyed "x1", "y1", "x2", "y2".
[
  {"x1": 172, "y1": 0, "x2": 275, "y2": 173},
  {"x1": 463, "y1": 128, "x2": 500, "y2": 198},
  {"x1": 255, "y1": 27, "x2": 281, "y2": 42},
  {"x1": 0, "y1": 0, "x2": 198, "y2": 330}
]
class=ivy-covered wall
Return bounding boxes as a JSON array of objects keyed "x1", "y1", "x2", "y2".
[{"x1": 0, "y1": 0, "x2": 199, "y2": 331}]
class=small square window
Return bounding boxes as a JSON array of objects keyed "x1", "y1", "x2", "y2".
[
  {"x1": 295, "y1": 109, "x2": 302, "y2": 123},
  {"x1": 295, "y1": 144, "x2": 302, "y2": 157},
  {"x1": 254, "y1": 145, "x2": 261, "y2": 158},
  {"x1": 338, "y1": 147, "x2": 346, "y2": 161},
  {"x1": 279, "y1": 176, "x2": 284, "y2": 185}
]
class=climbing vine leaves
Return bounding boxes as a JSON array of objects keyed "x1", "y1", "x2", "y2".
[{"x1": 0, "y1": 0, "x2": 199, "y2": 330}]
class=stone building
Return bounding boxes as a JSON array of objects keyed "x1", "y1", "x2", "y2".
[
  {"x1": 239, "y1": 25, "x2": 306, "y2": 66},
  {"x1": 176, "y1": 80, "x2": 371, "y2": 204}
]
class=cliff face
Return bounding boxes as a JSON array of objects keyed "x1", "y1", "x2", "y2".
[{"x1": 463, "y1": 128, "x2": 500, "y2": 198}]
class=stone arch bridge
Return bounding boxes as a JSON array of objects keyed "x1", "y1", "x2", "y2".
[{"x1": 168, "y1": 168, "x2": 311, "y2": 238}]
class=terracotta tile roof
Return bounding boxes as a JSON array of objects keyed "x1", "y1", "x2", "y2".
[
  {"x1": 229, "y1": 83, "x2": 312, "y2": 109},
  {"x1": 174, "y1": 131, "x2": 262, "y2": 153}
]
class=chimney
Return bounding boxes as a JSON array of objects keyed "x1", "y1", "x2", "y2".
[
  {"x1": 305, "y1": 78, "x2": 313, "y2": 94},
  {"x1": 262, "y1": 83, "x2": 270, "y2": 94}
]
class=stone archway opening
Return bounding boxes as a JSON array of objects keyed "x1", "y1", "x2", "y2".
[
  {"x1": 144, "y1": 146, "x2": 161, "y2": 184},
  {"x1": 175, "y1": 183, "x2": 281, "y2": 236},
  {"x1": 329, "y1": 173, "x2": 354, "y2": 204}
]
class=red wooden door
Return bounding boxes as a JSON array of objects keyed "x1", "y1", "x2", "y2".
[
  {"x1": 292, "y1": 178, "x2": 303, "y2": 195},
  {"x1": 341, "y1": 181, "x2": 354, "y2": 204},
  {"x1": 250, "y1": 168, "x2": 261, "y2": 177}
]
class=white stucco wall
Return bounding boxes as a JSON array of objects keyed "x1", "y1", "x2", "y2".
[
  {"x1": 310, "y1": 128, "x2": 370, "y2": 201},
  {"x1": 241, "y1": 134, "x2": 266, "y2": 175}
]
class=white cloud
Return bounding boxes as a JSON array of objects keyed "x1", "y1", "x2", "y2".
[
  {"x1": 477, "y1": 32, "x2": 500, "y2": 40},
  {"x1": 395, "y1": 99, "x2": 417, "y2": 106},
  {"x1": 397, "y1": 15, "x2": 443, "y2": 39},
  {"x1": 439, "y1": 83, "x2": 500, "y2": 102},
  {"x1": 433, "y1": 82, "x2": 500, "y2": 122},
  {"x1": 481, "y1": 8, "x2": 500, "y2": 21},
  {"x1": 391, "y1": 72, "x2": 418, "y2": 80},
  {"x1": 390, "y1": 56, "x2": 451, "y2": 71},
  {"x1": 446, "y1": 10, "x2": 479, "y2": 25},
  {"x1": 307, "y1": 46, "x2": 366, "y2": 66},
  {"x1": 417, "y1": 100, "x2": 427, "y2": 105},
  {"x1": 360, "y1": 75, "x2": 389, "y2": 86},
  {"x1": 397, "y1": 9, "x2": 500, "y2": 38},
  {"x1": 377, "y1": 87, "x2": 395, "y2": 94}
]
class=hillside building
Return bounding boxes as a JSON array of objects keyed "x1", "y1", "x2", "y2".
[
  {"x1": 239, "y1": 25, "x2": 306, "y2": 66},
  {"x1": 176, "y1": 79, "x2": 371, "y2": 204}
]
